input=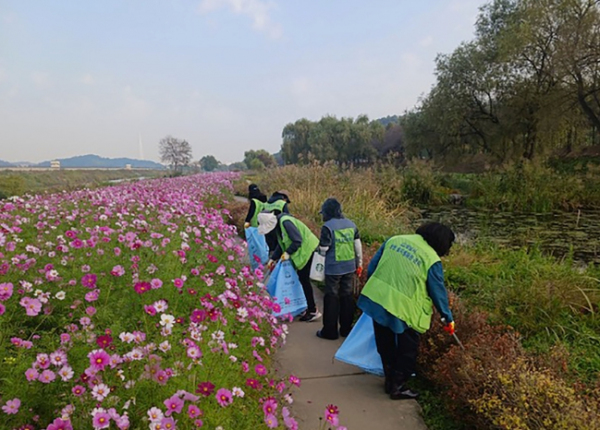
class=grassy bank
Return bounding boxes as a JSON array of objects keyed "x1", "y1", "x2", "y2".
[
  {"x1": 237, "y1": 164, "x2": 600, "y2": 429},
  {"x1": 0, "y1": 169, "x2": 162, "y2": 198}
]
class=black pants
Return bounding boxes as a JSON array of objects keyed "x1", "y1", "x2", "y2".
[
  {"x1": 297, "y1": 255, "x2": 317, "y2": 313},
  {"x1": 373, "y1": 320, "x2": 420, "y2": 384},
  {"x1": 320, "y1": 273, "x2": 355, "y2": 339}
]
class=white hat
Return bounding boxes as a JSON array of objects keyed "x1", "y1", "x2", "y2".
[{"x1": 257, "y1": 212, "x2": 277, "y2": 235}]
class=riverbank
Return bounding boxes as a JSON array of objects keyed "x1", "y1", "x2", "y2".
[{"x1": 232, "y1": 164, "x2": 600, "y2": 429}]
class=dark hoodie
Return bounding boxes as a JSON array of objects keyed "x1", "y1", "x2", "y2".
[{"x1": 319, "y1": 198, "x2": 360, "y2": 248}]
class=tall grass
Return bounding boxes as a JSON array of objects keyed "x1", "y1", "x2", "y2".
[{"x1": 250, "y1": 163, "x2": 415, "y2": 242}]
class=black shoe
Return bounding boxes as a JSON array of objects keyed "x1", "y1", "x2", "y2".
[
  {"x1": 299, "y1": 310, "x2": 322, "y2": 322},
  {"x1": 389, "y1": 387, "x2": 419, "y2": 400},
  {"x1": 316, "y1": 330, "x2": 338, "y2": 340}
]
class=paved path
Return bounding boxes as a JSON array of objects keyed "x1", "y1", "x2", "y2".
[{"x1": 275, "y1": 286, "x2": 428, "y2": 430}]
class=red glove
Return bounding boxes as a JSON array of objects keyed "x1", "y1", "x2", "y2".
[
  {"x1": 443, "y1": 321, "x2": 455, "y2": 335},
  {"x1": 356, "y1": 267, "x2": 363, "y2": 277}
]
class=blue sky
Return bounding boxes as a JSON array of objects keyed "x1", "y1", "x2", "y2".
[{"x1": 0, "y1": 0, "x2": 488, "y2": 164}]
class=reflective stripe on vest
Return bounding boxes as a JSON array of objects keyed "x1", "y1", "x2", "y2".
[
  {"x1": 250, "y1": 199, "x2": 264, "y2": 227},
  {"x1": 323, "y1": 218, "x2": 357, "y2": 276},
  {"x1": 278, "y1": 215, "x2": 319, "y2": 270},
  {"x1": 360, "y1": 235, "x2": 440, "y2": 333}
]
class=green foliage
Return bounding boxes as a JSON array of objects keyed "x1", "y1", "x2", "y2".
[
  {"x1": 402, "y1": 0, "x2": 600, "y2": 165},
  {"x1": 0, "y1": 174, "x2": 26, "y2": 197},
  {"x1": 243, "y1": 149, "x2": 276, "y2": 170},
  {"x1": 199, "y1": 155, "x2": 221, "y2": 171},
  {"x1": 281, "y1": 115, "x2": 387, "y2": 165}
]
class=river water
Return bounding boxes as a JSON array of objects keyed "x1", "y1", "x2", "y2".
[{"x1": 416, "y1": 207, "x2": 600, "y2": 265}]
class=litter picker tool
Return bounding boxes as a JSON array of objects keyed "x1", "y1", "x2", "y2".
[{"x1": 441, "y1": 318, "x2": 465, "y2": 350}]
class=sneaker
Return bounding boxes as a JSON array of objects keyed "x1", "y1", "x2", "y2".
[{"x1": 299, "y1": 311, "x2": 321, "y2": 322}]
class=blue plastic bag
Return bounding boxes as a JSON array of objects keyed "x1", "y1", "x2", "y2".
[
  {"x1": 245, "y1": 227, "x2": 269, "y2": 271},
  {"x1": 265, "y1": 260, "x2": 307, "y2": 318},
  {"x1": 334, "y1": 313, "x2": 384, "y2": 376}
]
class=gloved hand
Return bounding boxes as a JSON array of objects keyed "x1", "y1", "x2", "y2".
[
  {"x1": 443, "y1": 321, "x2": 455, "y2": 335},
  {"x1": 281, "y1": 252, "x2": 290, "y2": 261},
  {"x1": 244, "y1": 222, "x2": 251, "y2": 229},
  {"x1": 266, "y1": 259, "x2": 276, "y2": 271},
  {"x1": 356, "y1": 267, "x2": 363, "y2": 277}
]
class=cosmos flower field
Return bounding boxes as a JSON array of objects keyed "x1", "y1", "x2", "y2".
[{"x1": 0, "y1": 173, "x2": 315, "y2": 430}]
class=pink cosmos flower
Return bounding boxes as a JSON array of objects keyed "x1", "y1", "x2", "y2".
[
  {"x1": 96, "y1": 335, "x2": 113, "y2": 349},
  {"x1": 263, "y1": 397, "x2": 277, "y2": 416},
  {"x1": 173, "y1": 278, "x2": 184, "y2": 289},
  {"x1": 110, "y1": 265, "x2": 125, "y2": 277},
  {"x1": 2, "y1": 398, "x2": 21, "y2": 414},
  {"x1": 160, "y1": 417, "x2": 176, "y2": 429},
  {"x1": 25, "y1": 367, "x2": 39, "y2": 381},
  {"x1": 81, "y1": 273, "x2": 97, "y2": 289},
  {"x1": 92, "y1": 411, "x2": 111, "y2": 429},
  {"x1": 215, "y1": 388, "x2": 233, "y2": 407},
  {"x1": 133, "y1": 282, "x2": 150, "y2": 294},
  {"x1": 325, "y1": 411, "x2": 339, "y2": 427},
  {"x1": 150, "y1": 278, "x2": 163, "y2": 289},
  {"x1": 47, "y1": 417, "x2": 74, "y2": 430},
  {"x1": 38, "y1": 369, "x2": 56, "y2": 383},
  {"x1": 264, "y1": 414, "x2": 279, "y2": 428},
  {"x1": 0, "y1": 303, "x2": 5, "y2": 315},
  {"x1": 20, "y1": 297, "x2": 42, "y2": 316},
  {"x1": 187, "y1": 404, "x2": 201, "y2": 419},
  {"x1": 60, "y1": 333, "x2": 71, "y2": 344},
  {"x1": 86, "y1": 306, "x2": 97, "y2": 316},
  {"x1": 72, "y1": 385, "x2": 86, "y2": 396},
  {"x1": 88, "y1": 349, "x2": 111, "y2": 371},
  {"x1": 255, "y1": 364, "x2": 267, "y2": 376},
  {"x1": 36, "y1": 353, "x2": 50, "y2": 369},
  {"x1": 164, "y1": 395, "x2": 184, "y2": 415},
  {"x1": 0, "y1": 282, "x2": 14, "y2": 301},
  {"x1": 144, "y1": 305, "x2": 157, "y2": 315},
  {"x1": 289, "y1": 375, "x2": 301, "y2": 387}
]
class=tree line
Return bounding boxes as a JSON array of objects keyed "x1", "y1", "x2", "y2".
[
  {"x1": 280, "y1": 115, "x2": 403, "y2": 165},
  {"x1": 402, "y1": 0, "x2": 600, "y2": 163}
]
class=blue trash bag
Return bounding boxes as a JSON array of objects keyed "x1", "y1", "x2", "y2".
[
  {"x1": 245, "y1": 227, "x2": 269, "y2": 271},
  {"x1": 334, "y1": 313, "x2": 384, "y2": 376},
  {"x1": 265, "y1": 260, "x2": 307, "y2": 318}
]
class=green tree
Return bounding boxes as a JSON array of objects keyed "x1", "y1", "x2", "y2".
[
  {"x1": 243, "y1": 150, "x2": 276, "y2": 170},
  {"x1": 199, "y1": 155, "x2": 221, "y2": 172}
]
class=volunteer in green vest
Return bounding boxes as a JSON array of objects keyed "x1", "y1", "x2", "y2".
[
  {"x1": 257, "y1": 211, "x2": 322, "y2": 322},
  {"x1": 244, "y1": 184, "x2": 268, "y2": 228},
  {"x1": 358, "y1": 222, "x2": 456, "y2": 400},
  {"x1": 262, "y1": 190, "x2": 291, "y2": 256},
  {"x1": 316, "y1": 198, "x2": 363, "y2": 340}
]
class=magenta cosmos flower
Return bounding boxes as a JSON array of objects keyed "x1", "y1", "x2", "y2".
[
  {"x1": 263, "y1": 397, "x2": 278, "y2": 416},
  {"x1": 92, "y1": 411, "x2": 111, "y2": 429},
  {"x1": 196, "y1": 381, "x2": 215, "y2": 396},
  {"x1": 215, "y1": 388, "x2": 233, "y2": 407},
  {"x1": 81, "y1": 274, "x2": 97, "y2": 289},
  {"x1": 47, "y1": 418, "x2": 73, "y2": 430},
  {"x1": 88, "y1": 349, "x2": 111, "y2": 371}
]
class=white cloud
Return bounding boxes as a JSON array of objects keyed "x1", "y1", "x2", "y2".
[
  {"x1": 80, "y1": 74, "x2": 95, "y2": 85},
  {"x1": 419, "y1": 36, "x2": 434, "y2": 47},
  {"x1": 198, "y1": 0, "x2": 282, "y2": 39},
  {"x1": 31, "y1": 72, "x2": 50, "y2": 87}
]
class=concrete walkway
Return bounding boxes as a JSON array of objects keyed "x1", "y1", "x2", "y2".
[{"x1": 275, "y1": 286, "x2": 428, "y2": 430}]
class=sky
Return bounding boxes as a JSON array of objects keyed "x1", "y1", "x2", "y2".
[{"x1": 0, "y1": 0, "x2": 488, "y2": 164}]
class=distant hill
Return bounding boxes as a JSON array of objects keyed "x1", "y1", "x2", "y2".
[
  {"x1": 0, "y1": 160, "x2": 15, "y2": 167},
  {"x1": 36, "y1": 154, "x2": 165, "y2": 169}
]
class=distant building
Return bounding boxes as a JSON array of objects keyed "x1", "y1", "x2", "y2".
[
  {"x1": 125, "y1": 164, "x2": 132, "y2": 170},
  {"x1": 50, "y1": 160, "x2": 60, "y2": 169}
]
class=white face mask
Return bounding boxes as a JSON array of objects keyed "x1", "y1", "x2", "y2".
[{"x1": 257, "y1": 212, "x2": 277, "y2": 235}]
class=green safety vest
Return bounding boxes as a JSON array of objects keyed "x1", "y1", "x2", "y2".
[
  {"x1": 361, "y1": 235, "x2": 440, "y2": 333},
  {"x1": 264, "y1": 200, "x2": 286, "y2": 213},
  {"x1": 278, "y1": 215, "x2": 319, "y2": 270},
  {"x1": 249, "y1": 199, "x2": 264, "y2": 227}
]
